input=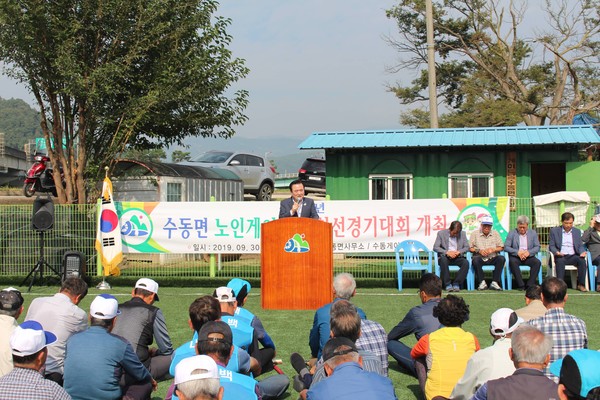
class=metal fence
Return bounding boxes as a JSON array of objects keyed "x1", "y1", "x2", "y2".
[{"x1": 1, "y1": 197, "x2": 598, "y2": 282}]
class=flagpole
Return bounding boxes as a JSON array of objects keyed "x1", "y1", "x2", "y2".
[{"x1": 97, "y1": 167, "x2": 112, "y2": 290}]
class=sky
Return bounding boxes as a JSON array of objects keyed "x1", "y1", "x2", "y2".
[
  {"x1": 0, "y1": 1, "x2": 404, "y2": 141},
  {"x1": 0, "y1": 1, "x2": 551, "y2": 142}
]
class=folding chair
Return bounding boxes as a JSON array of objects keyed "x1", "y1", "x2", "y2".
[
  {"x1": 547, "y1": 252, "x2": 589, "y2": 290},
  {"x1": 394, "y1": 240, "x2": 433, "y2": 291}
]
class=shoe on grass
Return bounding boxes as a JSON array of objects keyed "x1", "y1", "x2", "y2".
[
  {"x1": 290, "y1": 353, "x2": 308, "y2": 376},
  {"x1": 445, "y1": 285, "x2": 453, "y2": 292},
  {"x1": 452, "y1": 284, "x2": 460, "y2": 292},
  {"x1": 489, "y1": 281, "x2": 503, "y2": 291},
  {"x1": 477, "y1": 281, "x2": 488, "y2": 290}
]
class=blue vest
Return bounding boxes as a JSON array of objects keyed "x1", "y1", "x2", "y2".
[
  {"x1": 169, "y1": 333, "x2": 241, "y2": 376},
  {"x1": 221, "y1": 315, "x2": 254, "y2": 351},
  {"x1": 217, "y1": 365, "x2": 258, "y2": 398},
  {"x1": 234, "y1": 307, "x2": 255, "y2": 324}
]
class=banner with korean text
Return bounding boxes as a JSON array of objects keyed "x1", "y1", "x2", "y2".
[{"x1": 117, "y1": 197, "x2": 510, "y2": 254}]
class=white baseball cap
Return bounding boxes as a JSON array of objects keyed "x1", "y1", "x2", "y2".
[
  {"x1": 11, "y1": 320, "x2": 57, "y2": 356},
  {"x1": 135, "y1": 278, "x2": 160, "y2": 301},
  {"x1": 213, "y1": 287, "x2": 235, "y2": 303},
  {"x1": 480, "y1": 216, "x2": 494, "y2": 225},
  {"x1": 90, "y1": 294, "x2": 121, "y2": 320},
  {"x1": 593, "y1": 214, "x2": 600, "y2": 224},
  {"x1": 174, "y1": 355, "x2": 219, "y2": 385},
  {"x1": 490, "y1": 308, "x2": 523, "y2": 337}
]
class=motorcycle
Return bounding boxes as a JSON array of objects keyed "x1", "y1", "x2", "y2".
[{"x1": 23, "y1": 155, "x2": 63, "y2": 197}]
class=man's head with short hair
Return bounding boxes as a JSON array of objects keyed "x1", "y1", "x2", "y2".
[
  {"x1": 541, "y1": 277, "x2": 568, "y2": 306},
  {"x1": 516, "y1": 215, "x2": 530, "y2": 225},
  {"x1": 550, "y1": 349, "x2": 600, "y2": 400},
  {"x1": 60, "y1": 277, "x2": 88, "y2": 305},
  {"x1": 322, "y1": 337, "x2": 361, "y2": 375},
  {"x1": 433, "y1": 295, "x2": 470, "y2": 327},
  {"x1": 329, "y1": 300, "x2": 361, "y2": 342},
  {"x1": 419, "y1": 273, "x2": 442, "y2": 301},
  {"x1": 448, "y1": 220, "x2": 462, "y2": 234},
  {"x1": 189, "y1": 296, "x2": 221, "y2": 332},
  {"x1": 517, "y1": 215, "x2": 530, "y2": 234},
  {"x1": 0, "y1": 287, "x2": 24, "y2": 318},
  {"x1": 525, "y1": 284, "x2": 542, "y2": 301},
  {"x1": 561, "y1": 212, "x2": 575, "y2": 222},
  {"x1": 196, "y1": 321, "x2": 233, "y2": 365},
  {"x1": 333, "y1": 273, "x2": 357, "y2": 300},
  {"x1": 174, "y1": 355, "x2": 223, "y2": 400},
  {"x1": 510, "y1": 325, "x2": 553, "y2": 367},
  {"x1": 561, "y1": 212, "x2": 575, "y2": 233}
]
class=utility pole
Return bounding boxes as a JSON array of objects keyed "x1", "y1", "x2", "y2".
[{"x1": 425, "y1": 0, "x2": 439, "y2": 128}]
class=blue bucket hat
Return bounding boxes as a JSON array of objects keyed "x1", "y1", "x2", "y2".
[{"x1": 550, "y1": 349, "x2": 600, "y2": 398}]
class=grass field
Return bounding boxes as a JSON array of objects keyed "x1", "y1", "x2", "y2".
[{"x1": 16, "y1": 285, "x2": 600, "y2": 400}]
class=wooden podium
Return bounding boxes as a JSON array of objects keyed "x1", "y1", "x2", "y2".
[{"x1": 261, "y1": 218, "x2": 333, "y2": 310}]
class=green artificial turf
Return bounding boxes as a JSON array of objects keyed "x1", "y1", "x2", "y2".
[{"x1": 17, "y1": 285, "x2": 600, "y2": 400}]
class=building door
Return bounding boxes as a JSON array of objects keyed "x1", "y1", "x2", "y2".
[{"x1": 531, "y1": 163, "x2": 566, "y2": 197}]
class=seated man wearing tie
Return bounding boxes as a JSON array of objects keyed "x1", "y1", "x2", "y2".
[
  {"x1": 278, "y1": 180, "x2": 319, "y2": 219},
  {"x1": 549, "y1": 212, "x2": 588, "y2": 292}
]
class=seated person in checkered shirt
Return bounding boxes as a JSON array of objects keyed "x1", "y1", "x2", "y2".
[
  {"x1": 527, "y1": 277, "x2": 588, "y2": 382},
  {"x1": 291, "y1": 300, "x2": 383, "y2": 398},
  {"x1": 470, "y1": 216, "x2": 506, "y2": 291},
  {"x1": 356, "y1": 319, "x2": 388, "y2": 377}
]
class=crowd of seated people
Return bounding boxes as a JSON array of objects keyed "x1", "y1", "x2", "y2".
[{"x1": 1, "y1": 267, "x2": 599, "y2": 400}]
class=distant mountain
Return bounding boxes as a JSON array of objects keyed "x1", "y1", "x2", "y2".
[
  {"x1": 167, "y1": 135, "x2": 324, "y2": 175},
  {"x1": 0, "y1": 97, "x2": 42, "y2": 149}
]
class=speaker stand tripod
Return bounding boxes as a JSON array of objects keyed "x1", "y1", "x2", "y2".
[{"x1": 21, "y1": 231, "x2": 62, "y2": 292}]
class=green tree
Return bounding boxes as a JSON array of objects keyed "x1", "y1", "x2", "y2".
[
  {"x1": 122, "y1": 148, "x2": 166, "y2": 163},
  {"x1": 171, "y1": 150, "x2": 191, "y2": 163},
  {"x1": 386, "y1": 0, "x2": 600, "y2": 127},
  {"x1": 0, "y1": 0, "x2": 248, "y2": 203}
]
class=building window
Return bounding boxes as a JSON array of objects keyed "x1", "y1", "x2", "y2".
[
  {"x1": 369, "y1": 174, "x2": 413, "y2": 200},
  {"x1": 448, "y1": 173, "x2": 493, "y2": 198},
  {"x1": 166, "y1": 182, "x2": 182, "y2": 202}
]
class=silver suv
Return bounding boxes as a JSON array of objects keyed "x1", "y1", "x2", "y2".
[{"x1": 181, "y1": 150, "x2": 275, "y2": 201}]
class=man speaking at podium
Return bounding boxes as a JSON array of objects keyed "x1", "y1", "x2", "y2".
[{"x1": 279, "y1": 180, "x2": 320, "y2": 219}]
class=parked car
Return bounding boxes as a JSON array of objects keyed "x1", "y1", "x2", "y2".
[
  {"x1": 298, "y1": 157, "x2": 326, "y2": 194},
  {"x1": 181, "y1": 150, "x2": 275, "y2": 201}
]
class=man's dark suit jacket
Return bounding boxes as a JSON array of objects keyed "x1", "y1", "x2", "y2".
[
  {"x1": 549, "y1": 226, "x2": 585, "y2": 255},
  {"x1": 278, "y1": 197, "x2": 319, "y2": 219}
]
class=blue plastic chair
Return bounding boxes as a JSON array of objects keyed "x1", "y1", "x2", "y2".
[
  {"x1": 434, "y1": 252, "x2": 474, "y2": 291},
  {"x1": 505, "y1": 252, "x2": 543, "y2": 290},
  {"x1": 587, "y1": 247, "x2": 597, "y2": 290},
  {"x1": 395, "y1": 240, "x2": 433, "y2": 291},
  {"x1": 470, "y1": 251, "x2": 507, "y2": 289}
]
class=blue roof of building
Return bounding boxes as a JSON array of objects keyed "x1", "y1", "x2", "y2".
[{"x1": 298, "y1": 125, "x2": 600, "y2": 149}]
